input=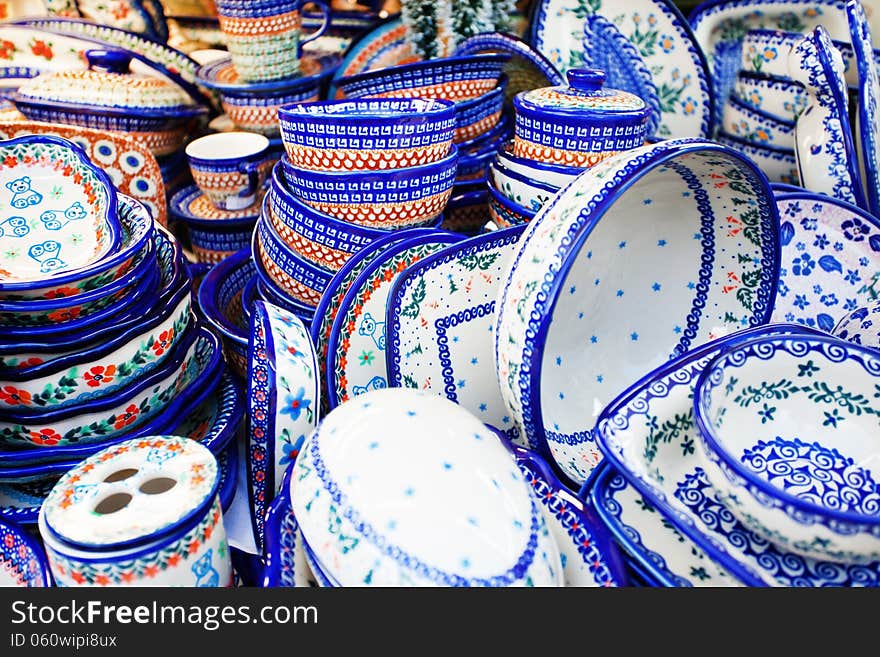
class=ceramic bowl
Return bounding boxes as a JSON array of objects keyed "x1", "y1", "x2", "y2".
[
  {"x1": 0, "y1": 192, "x2": 154, "y2": 302},
  {"x1": 196, "y1": 247, "x2": 252, "y2": 377},
  {"x1": 334, "y1": 54, "x2": 510, "y2": 102},
  {"x1": 715, "y1": 131, "x2": 799, "y2": 185},
  {"x1": 495, "y1": 139, "x2": 781, "y2": 486},
  {"x1": 254, "y1": 217, "x2": 333, "y2": 306},
  {"x1": 255, "y1": 273, "x2": 317, "y2": 324},
  {"x1": 268, "y1": 163, "x2": 393, "y2": 272},
  {"x1": 291, "y1": 387, "x2": 563, "y2": 587},
  {"x1": 834, "y1": 300, "x2": 880, "y2": 349},
  {"x1": 0, "y1": 326, "x2": 218, "y2": 449},
  {"x1": 488, "y1": 182, "x2": 536, "y2": 228},
  {"x1": 185, "y1": 131, "x2": 271, "y2": 212},
  {"x1": 185, "y1": 216, "x2": 258, "y2": 265},
  {"x1": 490, "y1": 160, "x2": 559, "y2": 215},
  {"x1": 0, "y1": 517, "x2": 50, "y2": 586},
  {"x1": 495, "y1": 141, "x2": 581, "y2": 190},
  {"x1": 454, "y1": 80, "x2": 507, "y2": 144},
  {"x1": 0, "y1": 135, "x2": 122, "y2": 286},
  {"x1": 278, "y1": 97, "x2": 456, "y2": 171},
  {"x1": 454, "y1": 116, "x2": 512, "y2": 183},
  {"x1": 281, "y1": 145, "x2": 458, "y2": 229},
  {"x1": 512, "y1": 69, "x2": 650, "y2": 168},
  {"x1": 694, "y1": 333, "x2": 880, "y2": 564},
  {"x1": 733, "y1": 71, "x2": 808, "y2": 123},
  {"x1": 38, "y1": 435, "x2": 231, "y2": 586},
  {"x1": 722, "y1": 95, "x2": 796, "y2": 150}
]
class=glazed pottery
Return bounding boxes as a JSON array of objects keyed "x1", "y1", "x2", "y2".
[
  {"x1": 490, "y1": 161, "x2": 559, "y2": 214},
  {"x1": 715, "y1": 130, "x2": 799, "y2": 184},
  {"x1": 487, "y1": 183, "x2": 535, "y2": 228},
  {"x1": 282, "y1": 145, "x2": 457, "y2": 229},
  {"x1": 495, "y1": 141, "x2": 581, "y2": 190},
  {"x1": 278, "y1": 97, "x2": 456, "y2": 171},
  {"x1": 530, "y1": 0, "x2": 713, "y2": 140},
  {"x1": 11, "y1": 49, "x2": 207, "y2": 157},
  {"x1": 262, "y1": 462, "x2": 312, "y2": 587},
  {"x1": 186, "y1": 132, "x2": 270, "y2": 211},
  {"x1": 512, "y1": 69, "x2": 650, "y2": 167},
  {"x1": 215, "y1": 0, "x2": 329, "y2": 83},
  {"x1": 732, "y1": 71, "x2": 808, "y2": 123},
  {"x1": 834, "y1": 300, "x2": 880, "y2": 349},
  {"x1": 495, "y1": 139, "x2": 780, "y2": 485},
  {"x1": 386, "y1": 226, "x2": 526, "y2": 436},
  {"x1": 0, "y1": 135, "x2": 121, "y2": 285},
  {"x1": 291, "y1": 387, "x2": 564, "y2": 587},
  {"x1": 721, "y1": 95, "x2": 795, "y2": 149},
  {"x1": 453, "y1": 81, "x2": 507, "y2": 143},
  {"x1": 39, "y1": 435, "x2": 232, "y2": 586},
  {"x1": 694, "y1": 333, "x2": 880, "y2": 563},
  {"x1": 0, "y1": 517, "x2": 50, "y2": 586},
  {"x1": 325, "y1": 229, "x2": 461, "y2": 409},
  {"x1": 789, "y1": 26, "x2": 868, "y2": 210},
  {"x1": 247, "y1": 300, "x2": 320, "y2": 548},
  {"x1": 772, "y1": 191, "x2": 880, "y2": 331},
  {"x1": 335, "y1": 54, "x2": 510, "y2": 101},
  {"x1": 440, "y1": 184, "x2": 489, "y2": 235}
]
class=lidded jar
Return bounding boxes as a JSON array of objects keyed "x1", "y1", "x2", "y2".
[
  {"x1": 12, "y1": 49, "x2": 207, "y2": 156},
  {"x1": 512, "y1": 68, "x2": 650, "y2": 167},
  {"x1": 38, "y1": 435, "x2": 232, "y2": 587}
]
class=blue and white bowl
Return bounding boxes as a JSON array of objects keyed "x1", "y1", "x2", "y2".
[
  {"x1": 487, "y1": 181, "x2": 535, "y2": 228},
  {"x1": 278, "y1": 97, "x2": 456, "y2": 171},
  {"x1": 721, "y1": 95, "x2": 795, "y2": 150},
  {"x1": 495, "y1": 140, "x2": 580, "y2": 190},
  {"x1": 694, "y1": 333, "x2": 880, "y2": 564},
  {"x1": 281, "y1": 145, "x2": 458, "y2": 230},
  {"x1": 733, "y1": 71, "x2": 808, "y2": 123},
  {"x1": 834, "y1": 300, "x2": 880, "y2": 350},
  {"x1": 715, "y1": 130, "x2": 799, "y2": 185}
]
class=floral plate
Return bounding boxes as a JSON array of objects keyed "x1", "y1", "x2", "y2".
[
  {"x1": 386, "y1": 226, "x2": 525, "y2": 439},
  {"x1": 771, "y1": 190, "x2": 880, "y2": 331},
  {"x1": 0, "y1": 517, "x2": 50, "y2": 586},
  {"x1": 529, "y1": 0, "x2": 713, "y2": 140},
  {"x1": 325, "y1": 230, "x2": 461, "y2": 409},
  {"x1": 593, "y1": 322, "x2": 880, "y2": 586}
]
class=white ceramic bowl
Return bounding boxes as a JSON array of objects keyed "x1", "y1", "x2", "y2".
[
  {"x1": 721, "y1": 95, "x2": 795, "y2": 150},
  {"x1": 733, "y1": 71, "x2": 808, "y2": 123}
]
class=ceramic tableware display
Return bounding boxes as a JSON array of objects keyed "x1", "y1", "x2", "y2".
[
  {"x1": 512, "y1": 69, "x2": 651, "y2": 168},
  {"x1": 490, "y1": 160, "x2": 560, "y2": 214},
  {"x1": 0, "y1": 517, "x2": 51, "y2": 586},
  {"x1": 291, "y1": 387, "x2": 564, "y2": 587},
  {"x1": 530, "y1": 0, "x2": 713, "y2": 140},
  {"x1": 494, "y1": 141, "x2": 581, "y2": 190},
  {"x1": 789, "y1": 26, "x2": 868, "y2": 210},
  {"x1": 772, "y1": 191, "x2": 880, "y2": 332},
  {"x1": 11, "y1": 49, "x2": 207, "y2": 158},
  {"x1": 386, "y1": 226, "x2": 525, "y2": 436},
  {"x1": 495, "y1": 139, "x2": 780, "y2": 485},
  {"x1": 247, "y1": 300, "x2": 320, "y2": 548},
  {"x1": 715, "y1": 130, "x2": 800, "y2": 184},
  {"x1": 185, "y1": 132, "x2": 271, "y2": 211},
  {"x1": 693, "y1": 333, "x2": 880, "y2": 564},
  {"x1": 215, "y1": 0, "x2": 330, "y2": 83},
  {"x1": 833, "y1": 300, "x2": 880, "y2": 349},
  {"x1": 38, "y1": 435, "x2": 232, "y2": 586}
]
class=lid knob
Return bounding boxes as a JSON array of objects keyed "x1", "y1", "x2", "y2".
[
  {"x1": 85, "y1": 49, "x2": 133, "y2": 74},
  {"x1": 567, "y1": 69, "x2": 606, "y2": 92}
]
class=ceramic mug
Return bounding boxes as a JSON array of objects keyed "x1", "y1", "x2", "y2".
[
  {"x1": 215, "y1": 0, "x2": 330, "y2": 82},
  {"x1": 186, "y1": 132, "x2": 270, "y2": 211}
]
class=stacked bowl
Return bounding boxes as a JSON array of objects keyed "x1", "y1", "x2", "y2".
[
  {"x1": 0, "y1": 135, "x2": 238, "y2": 515},
  {"x1": 488, "y1": 68, "x2": 651, "y2": 228},
  {"x1": 250, "y1": 96, "x2": 460, "y2": 321}
]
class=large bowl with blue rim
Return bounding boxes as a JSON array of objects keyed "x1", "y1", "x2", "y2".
[
  {"x1": 494, "y1": 138, "x2": 781, "y2": 488},
  {"x1": 693, "y1": 332, "x2": 880, "y2": 565},
  {"x1": 278, "y1": 97, "x2": 456, "y2": 171},
  {"x1": 280, "y1": 144, "x2": 457, "y2": 230}
]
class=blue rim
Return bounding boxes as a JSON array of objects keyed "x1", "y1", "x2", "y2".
[
  {"x1": 737, "y1": 69, "x2": 807, "y2": 91},
  {"x1": 726, "y1": 93, "x2": 796, "y2": 128},
  {"x1": 591, "y1": 322, "x2": 827, "y2": 587},
  {"x1": 0, "y1": 516, "x2": 51, "y2": 586},
  {"x1": 262, "y1": 456, "x2": 295, "y2": 587},
  {"x1": 496, "y1": 140, "x2": 583, "y2": 175},
  {"x1": 169, "y1": 185, "x2": 263, "y2": 224},
  {"x1": 487, "y1": 177, "x2": 536, "y2": 220},
  {"x1": 196, "y1": 247, "x2": 251, "y2": 346},
  {"x1": 501, "y1": 140, "x2": 780, "y2": 467},
  {"x1": 278, "y1": 96, "x2": 455, "y2": 125},
  {"x1": 848, "y1": 0, "x2": 880, "y2": 217},
  {"x1": 324, "y1": 229, "x2": 462, "y2": 409},
  {"x1": 490, "y1": 159, "x2": 561, "y2": 195},
  {"x1": 196, "y1": 53, "x2": 340, "y2": 93},
  {"x1": 0, "y1": 134, "x2": 123, "y2": 290},
  {"x1": 256, "y1": 214, "x2": 334, "y2": 293},
  {"x1": 693, "y1": 332, "x2": 880, "y2": 528},
  {"x1": 250, "y1": 233, "x2": 319, "y2": 316},
  {"x1": 11, "y1": 93, "x2": 207, "y2": 122},
  {"x1": 453, "y1": 31, "x2": 564, "y2": 87},
  {"x1": 218, "y1": 439, "x2": 238, "y2": 513},
  {"x1": 715, "y1": 129, "x2": 795, "y2": 156}
]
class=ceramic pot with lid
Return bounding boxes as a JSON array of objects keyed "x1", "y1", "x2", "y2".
[
  {"x1": 38, "y1": 435, "x2": 232, "y2": 587},
  {"x1": 12, "y1": 49, "x2": 208, "y2": 156},
  {"x1": 512, "y1": 68, "x2": 650, "y2": 168}
]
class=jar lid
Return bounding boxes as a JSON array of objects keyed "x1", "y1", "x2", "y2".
[
  {"x1": 514, "y1": 68, "x2": 649, "y2": 121},
  {"x1": 16, "y1": 49, "x2": 199, "y2": 115},
  {"x1": 42, "y1": 435, "x2": 219, "y2": 552}
]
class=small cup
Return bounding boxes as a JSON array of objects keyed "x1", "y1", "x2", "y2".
[{"x1": 186, "y1": 131, "x2": 270, "y2": 211}]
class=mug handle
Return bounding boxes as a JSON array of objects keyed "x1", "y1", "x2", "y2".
[
  {"x1": 297, "y1": 0, "x2": 331, "y2": 49},
  {"x1": 238, "y1": 159, "x2": 262, "y2": 198}
]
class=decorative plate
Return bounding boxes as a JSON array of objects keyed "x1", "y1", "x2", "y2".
[
  {"x1": 592, "y1": 322, "x2": 880, "y2": 586},
  {"x1": 689, "y1": 0, "x2": 851, "y2": 129},
  {"x1": 309, "y1": 229, "x2": 421, "y2": 412},
  {"x1": 847, "y1": 1, "x2": 880, "y2": 217},
  {"x1": 196, "y1": 52, "x2": 341, "y2": 93},
  {"x1": 325, "y1": 230, "x2": 461, "y2": 409},
  {"x1": 772, "y1": 191, "x2": 880, "y2": 331},
  {"x1": 247, "y1": 300, "x2": 320, "y2": 551},
  {"x1": 529, "y1": 0, "x2": 714, "y2": 140},
  {"x1": 75, "y1": 0, "x2": 167, "y2": 41},
  {"x1": 0, "y1": 122, "x2": 164, "y2": 228},
  {"x1": 0, "y1": 134, "x2": 120, "y2": 284},
  {"x1": 591, "y1": 464, "x2": 740, "y2": 587},
  {"x1": 386, "y1": 226, "x2": 525, "y2": 440},
  {"x1": 170, "y1": 184, "x2": 265, "y2": 222},
  {"x1": 0, "y1": 517, "x2": 50, "y2": 586}
]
